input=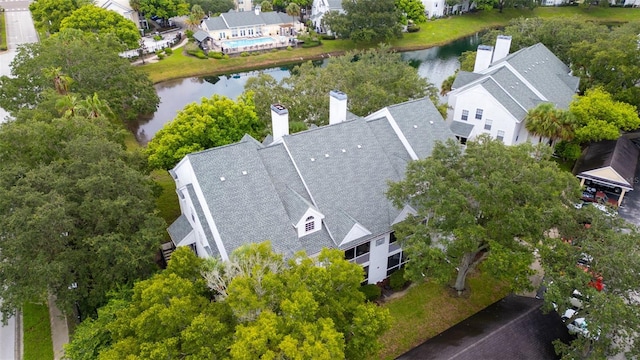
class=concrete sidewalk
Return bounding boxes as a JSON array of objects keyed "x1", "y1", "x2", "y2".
[{"x1": 48, "y1": 296, "x2": 69, "y2": 360}]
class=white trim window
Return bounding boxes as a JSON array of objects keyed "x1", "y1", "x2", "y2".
[
  {"x1": 475, "y1": 108, "x2": 484, "y2": 120},
  {"x1": 497, "y1": 130, "x2": 505, "y2": 142},
  {"x1": 484, "y1": 119, "x2": 492, "y2": 131},
  {"x1": 461, "y1": 109, "x2": 469, "y2": 121}
]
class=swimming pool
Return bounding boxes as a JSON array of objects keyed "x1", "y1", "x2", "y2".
[{"x1": 222, "y1": 37, "x2": 276, "y2": 49}]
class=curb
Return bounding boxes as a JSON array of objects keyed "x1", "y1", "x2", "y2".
[{"x1": 15, "y1": 309, "x2": 22, "y2": 360}]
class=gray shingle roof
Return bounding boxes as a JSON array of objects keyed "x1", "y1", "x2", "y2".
[
  {"x1": 497, "y1": 43, "x2": 578, "y2": 109},
  {"x1": 479, "y1": 78, "x2": 529, "y2": 121},
  {"x1": 574, "y1": 136, "x2": 640, "y2": 189},
  {"x1": 203, "y1": 11, "x2": 292, "y2": 31},
  {"x1": 186, "y1": 184, "x2": 219, "y2": 257},
  {"x1": 167, "y1": 214, "x2": 193, "y2": 246},
  {"x1": 450, "y1": 121, "x2": 474, "y2": 138},
  {"x1": 179, "y1": 97, "x2": 455, "y2": 257},
  {"x1": 451, "y1": 71, "x2": 482, "y2": 89},
  {"x1": 193, "y1": 30, "x2": 210, "y2": 43}
]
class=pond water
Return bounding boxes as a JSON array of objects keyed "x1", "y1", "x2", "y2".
[{"x1": 132, "y1": 33, "x2": 482, "y2": 145}]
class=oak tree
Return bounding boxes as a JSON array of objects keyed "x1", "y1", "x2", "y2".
[
  {"x1": 60, "y1": 5, "x2": 141, "y2": 49},
  {"x1": 322, "y1": 0, "x2": 402, "y2": 43},
  {"x1": 145, "y1": 93, "x2": 265, "y2": 170},
  {"x1": 387, "y1": 136, "x2": 581, "y2": 295}
]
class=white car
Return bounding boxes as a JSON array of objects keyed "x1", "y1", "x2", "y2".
[
  {"x1": 570, "y1": 289, "x2": 584, "y2": 309},
  {"x1": 567, "y1": 317, "x2": 600, "y2": 340}
]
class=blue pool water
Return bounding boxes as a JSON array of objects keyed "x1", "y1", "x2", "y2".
[{"x1": 223, "y1": 37, "x2": 276, "y2": 49}]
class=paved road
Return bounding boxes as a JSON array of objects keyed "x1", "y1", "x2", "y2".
[{"x1": 0, "y1": 6, "x2": 38, "y2": 123}]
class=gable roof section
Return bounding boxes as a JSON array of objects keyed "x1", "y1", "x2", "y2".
[
  {"x1": 203, "y1": 17, "x2": 227, "y2": 31},
  {"x1": 187, "y1": 140, "x2": 302, "y2": 257},
  {"x1": 180, "y1": 97, "x2": 455, "y2": 257},
  {"x1": 494, "y1": 43, "x2": 578, "y2": 109},
  {"x1": 397, "y1": 295, "x2": 571, "y2": 360},
  {"x1": 574, "y1": 137, "x2": 640, "y2": 190},
  {"x1": 185, "y1": 184, "x2": 219, "y2": 257}
]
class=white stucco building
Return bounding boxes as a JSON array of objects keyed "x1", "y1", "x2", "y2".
[
  {"x1": 167, "y1": 93, "x2": 455, "y2": 284},
  {"x1": 447, "y1": 35, "x2": 580, "y2": 146}
]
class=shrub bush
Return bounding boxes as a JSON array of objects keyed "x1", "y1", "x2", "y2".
[
  {"x1": 301, "y1": 41, "x2": 321, "y2": 48},
  {"x1": 157, "y1": 53, "x2": 165, "y2": 60},
  {"x1": 208, "y1": 51, "x2": 223, "y2": 59},
  {"x1": 320, "y1": 34, "x2": 336, "y2": 40},
  {"x1": 359, "y1": 284, "x2": 382, "y2": 302},
  {"x1": 195, "y1": 51, "x2": 207, "y2": 59},
  {"x1": 185, "y1": 29, "x2": 194, "y2": 39},
  {"x1": 555, "y1": 141, "x2": 582, "y2": 161},
  {"x1": 153, "y1": 34, "x2": 163, "y2": 41},
  {"x1": 240, "y1": 52, "x2": 250, "y2": 57},
  {"x1": 286, "y1": 46, "x2": 293, "y2": 51},
  {"x1": 389, "y1": 269, "x2": 408, "y2": 291},
  {"x1": 223, "y1": 54, "x2": 230, "y2": 59},
  {"x1": 407, "y1": 24, "x2": 421, "y2": 33},
  {"x1": 164, "y1": 48, "x2": 173, "y2": 55}
]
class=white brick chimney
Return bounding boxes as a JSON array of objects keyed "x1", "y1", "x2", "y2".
[
  {"x1": 271, "y1": 104, "x2": 289, "y2": 142},
  {"x1": 329, "y1": 90, "x2": 347, "y2": 125},
  {"x1": 474, "y1": 45, "x2": 494, "y2": 73},
  {"x1": 492, "y1": 35, "x2": 512, "y2": 63}
]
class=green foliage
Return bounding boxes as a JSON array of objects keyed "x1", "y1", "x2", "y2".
[
  {"x1": 138, "y1": 0, "x2": 190, "y2": 20},
  {"x1": 185, "y1": 29, "x2": 194, "y2": 38},
  {"x1": 554, "y1": 140, "x2": 582, "y2": 161},
  {"x1": 153, "y1": 34, "x2": 163, "y2": 41},
  {"x1": 146, "y1": 93, "x2": 265, "y2": 170},
  {"x1": 260, "y1": 0, "x2": 273, "y2": 11},
  {"x1": 524, "y1": 102, "x2": 575, "y2": 143},
  {"x1": 164, "y1": 47, "x2": 173, "y2": 55},
  {"x1": 396, "y1": 0, "x2": 426, "y2": 23},
  {"x1": 458, "y1": 50, "x2": 476, "y2": 72},
  {"x1": 387, "y1": 136, "x2": 581, "y2": 294},
  {"x1": 0, "y1": 106, "x2": 166, "y2": 321},
  {"x1": 0, "y1": 29, "x2": 159, "y2": 122},
  {"x1": 359, "y1": 284, "x2": 382, "y2": 301},
  {"x1": 241, "y1": 51, "x2": 250, "y2": 57},
  {"x1": 29, "y1": 0, "x2": 79, "y2": 34},
  {"x1": 389, "y1": 268, "x2": 408, "y2": 290},
  {"x1": 406, "y1": 24, "x2": 421, "y2": 32},
  {"x1": 540, "y1": 214, "x2": 640, "y2": 358},
  {"x1": 60, "y1": 5, "x2": 141, "y2": 49},
  {"x1": 440, "y1": 71, "x2": 456, "y2": 96},
  {"x1": 569, "y1": 87, "x2": 640, "y2": 143},
  {"x1": 185, "y1": 0, "x2": 235, "y2": 15},
  {"x1": 244, "y1": 45, "x2": 438, "y2": 127},
  {"x1": 67, "y1": 243, "x2": 390, "y2": 359},
  {"x1": 208, "y1": 51, "x2": 224, "y2": 58},
  {"x1": 322, "y1": 0, "x2": 403, "y2": 43}
]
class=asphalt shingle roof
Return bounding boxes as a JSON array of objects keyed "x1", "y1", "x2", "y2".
[
  {"x1": 167, "y1": 214, "x2": 193, "y2": 246},
  {"x1": 203, "y1": 11, "x2": 292, "y2": 31},
  {"x1": 177, "y1": 97, "x2": 455, "y2": 256},
  {"x1": 574, "y1": 136, "x2": 640, "y2": 188},
  {"x1": 450, "y1": 121, "x2": 474, "y2": 138},
  {"x1": 193, "y1": 30, "x2": 210, "y2": 42}
]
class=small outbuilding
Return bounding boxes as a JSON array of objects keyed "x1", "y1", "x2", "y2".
[{"x1": 574, "y1": 136, "x2": 640, "y2": 206}]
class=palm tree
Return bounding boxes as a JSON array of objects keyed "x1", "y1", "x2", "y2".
[
  {"x1": 286, "y1": 3, "x2": 300, "y2": 33},
  {"x1": 525, "y1": 102, "x2": 575, "y2": 145},
  {"x1": 55, "y1": 95, "x2": 80, "y2": 118},
  {"x1": 78, "y1": 93, "x2": 114, "y2": 119},
  {"x1": 43, "y1": 67, "x2": 73, "y2": 95}
]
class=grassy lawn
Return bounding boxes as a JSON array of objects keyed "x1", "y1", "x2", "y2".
[
  {"x1": 0, "y1": 11, "x2": 7, "y2": 51},
  {"x1": 22, "y1": 302, "x2": 54, "y2": 360},
  {"x1": 373, "y1": 271, "x2": 509, "y2": 359},
  {"x1": 143, "y1": 7, "x2": 640, "y2": 83}
]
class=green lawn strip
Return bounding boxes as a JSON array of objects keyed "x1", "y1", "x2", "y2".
[
  {"x1": 374, "y1": 271, "x2": 509, "y2": 360},
  {"x1": 23, "y1": 302, "x2": 54, "y2": 360},
  {"x1": 0, "y1": 12, "x2": 7, "y2": 51},
  {"x1": 142, "y1": 8, "x2": 640, "y2": 83}
]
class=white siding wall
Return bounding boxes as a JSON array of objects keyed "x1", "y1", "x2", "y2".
[
  {"x1": 449, "y1": 86, "x2": 521, "y2": 146},
  {"x1": 422, "y1": 0, "x2": 445, "y2": 18}
]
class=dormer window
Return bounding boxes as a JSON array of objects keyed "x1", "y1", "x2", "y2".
[{"x1": 305, "y1": 216, "x2": 315, "y2": 232}]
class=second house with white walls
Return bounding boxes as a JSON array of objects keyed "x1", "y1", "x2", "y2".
[
  {"x1": 167, "y1": 92, "x2": 455, "y2": 284},
  {"x1": 447, "y1": 35, "x2": 580, "y2": 146}
]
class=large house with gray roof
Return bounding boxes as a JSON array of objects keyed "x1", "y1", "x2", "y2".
[
  {"x1": 167, "y1": 92, "x2": 455, "y2": 284},
  {"x1": 447, "y1": 35, "x2": 580, "y2": 146}
]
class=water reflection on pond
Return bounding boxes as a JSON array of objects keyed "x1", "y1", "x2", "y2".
[{"x1": 132, "y1": 33, "x2": 482, "y2": 145}]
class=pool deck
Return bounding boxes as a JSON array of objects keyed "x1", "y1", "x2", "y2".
[{"x1": 213, "y1": 35, "x2": 297, "y2": 54}]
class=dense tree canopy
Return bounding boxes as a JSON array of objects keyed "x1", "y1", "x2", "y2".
[
  {"x1": 138, "y1": 0, "x2": 190, "y2": 20},
  {"x1": 60, "y1": 5, "x2": 141, "y2": 49},
  {"x1": 0, "y1": 29, "x2": 159, "y2": 122},
  {"x1": 146, "y1": 94, "x2": 264, "y2": 170},
  {"x1": 29, "y1": 0, "x2": 81, "y2": 33},
  {"x1": 322, "y1": 0, "x2": 402, "y2": 43},
  {"x1": 0, "y1": 104, "x2": 165, "y2": 321},
  {"x1": 65, "y1": 243, "x2": 390, "y2": 359},
  {"x1": 186, "y1": 0, "x2": 235, "y2": 15},
  {"x1": 569, "y1": 87, "x2": 640, "y2": 143},
  {"x1": 396, "y1": 0, "x2": 426, "y2": 23},
  {"x1": 244, "y1": 46, "x2": 438, "y2": 127},
  {"x1": 387, "y1": 136, "x2": 580, "y2": 294},
  {"x1": 540, "y1": 211, "x2": 640, "y2": 359}
]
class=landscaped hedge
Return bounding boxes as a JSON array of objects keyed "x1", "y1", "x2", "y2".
[
  {"x1": 390, "y1": 268, "x2": 408, "y2": 291},
  {"x1": 359, "y1": 284, "x2": 382, "y2": 301},
  {"x1": 407, "y1": 24, "x2": 421, "y2": 33},
  {"x1": 208, "y1": 51, "x2": 224, "y2": 59}
]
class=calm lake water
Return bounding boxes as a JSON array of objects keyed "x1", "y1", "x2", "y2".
[{"x1": 132, "y1": 33, "x2": 482, "y2": 145}]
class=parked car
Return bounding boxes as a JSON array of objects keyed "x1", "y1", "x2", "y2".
[{"x1": 567, "y1": 317, "x2": 600, "y2": 340}]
